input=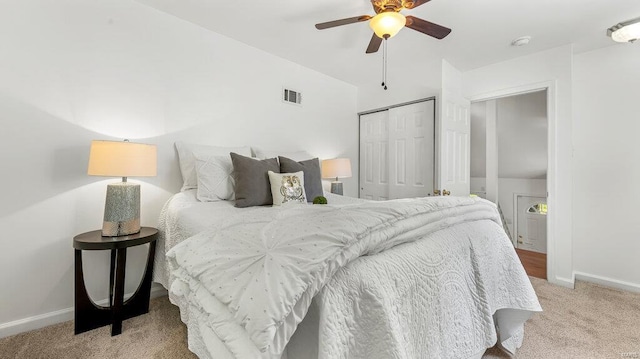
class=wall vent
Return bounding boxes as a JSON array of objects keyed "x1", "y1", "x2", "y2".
[{"x1": 283, "y1": 88, "x2": 302, "y2": 105}]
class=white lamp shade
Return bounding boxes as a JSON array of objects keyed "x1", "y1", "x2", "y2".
[
  {"x1": 322, "y1": 158, "x2": 352, "y2": 179},
  {"x1": 369, "y1": 11, "x2": 406, "y2": 39},
  {"x1": 88, "y1": 140, "x2": 157, "y2": 177}
]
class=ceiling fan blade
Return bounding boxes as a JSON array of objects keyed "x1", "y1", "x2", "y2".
[
  {"x1": 405, "y1": 16, "x2": 451, "y2": 39},
  {"x1": 315, "y1": 15, "x2": 372, "y2": 30},
  {"x1": 402, "y1": 0, "x2": 431, "y2": 9},
  {"x1": 366, "y1": 33, "x2": 383, "y2": 53}
]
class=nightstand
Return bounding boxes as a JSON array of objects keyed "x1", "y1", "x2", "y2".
[{"x1": 73, "y1": 227, "x2": 158, "y2": 336}]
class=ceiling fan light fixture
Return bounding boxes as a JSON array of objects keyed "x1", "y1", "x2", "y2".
[
  {"x1": 608, "y1": 17, "x2": 640, "y2": 43},
  {"x1": 369, "y1": 11, "x2": 406, "y2": 39}
]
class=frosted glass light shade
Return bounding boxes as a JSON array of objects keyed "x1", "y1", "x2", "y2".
[
  {"x1": 88, "y1": 140, "x2": 157, "y2": 178},
  {"x1": 369, "y1": 12, "x2": 406, "y2": 39},
  {"x1": 608, "y1": 18, "x2": 640, "y2": 43},
  {"x1": 322, "y1": 158, "x2": 352, "y2": 179}
]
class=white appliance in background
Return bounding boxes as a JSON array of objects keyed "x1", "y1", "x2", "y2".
[
  {"x1": 516, "y1": 195, "x2": 547, "y2": 253},
  {"x1": 359, "y1": 100, "x2": 435, "y2": 201}
]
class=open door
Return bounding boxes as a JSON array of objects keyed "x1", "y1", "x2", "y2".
[{"x1": 437, "y1": 89, "x2": 471, "y2": 196}]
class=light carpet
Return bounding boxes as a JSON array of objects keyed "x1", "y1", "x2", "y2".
[{"x1": 1, "y1": 277, "x2": 639, "y2": 359}]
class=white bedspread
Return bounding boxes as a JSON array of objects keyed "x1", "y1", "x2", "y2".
[
  {"x1": 307, "y1": 220, "x2": 539, "y2": 358},
  {"x1": 164, "y1": 196, "x2": 541, "y2": 358},
  {"x1": 153, "y1": 191, "x2": 361, "y2": 287}
]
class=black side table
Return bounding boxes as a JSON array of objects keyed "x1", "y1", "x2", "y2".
[{"x1": 73, "y1": 227, "x2": 158, "y2": 336}]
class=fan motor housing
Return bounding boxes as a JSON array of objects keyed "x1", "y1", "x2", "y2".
[{"x1": 372, "y1": 0, "x2": 403, "y2": 13}]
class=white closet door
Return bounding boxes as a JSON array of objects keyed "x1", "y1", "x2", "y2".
[
  {"x1": 388, "y1": 101, "x2": 435, "y2": 199},
  {"x1": 438, "y1": 90, "x2": 471, "y2": 196},
  {"x1": 359, "y1": 111, "x2": 389, "y2": 200}
]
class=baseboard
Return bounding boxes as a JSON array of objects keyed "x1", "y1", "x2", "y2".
[
  {"x1": 0, "y1": 307, "x2": 75, "y2": 340},
  {"x1": 0, "y1": 284, "x2": 168, "y2": 339},
  {"x1": 574, "y1": 271, "x2": 640, "y2": 293},
  {"x1": 548, "y1": 275, "x2": 575, "y2": 289}
]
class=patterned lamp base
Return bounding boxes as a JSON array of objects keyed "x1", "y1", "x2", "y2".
[
  {"x1": 102, "y1": 182, "x2": 141, "y2": 237},
  {"x1": 330, "y1": 181, "x2": 343, "y2": 196}
]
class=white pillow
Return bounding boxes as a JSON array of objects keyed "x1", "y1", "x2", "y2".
[
  {"x1": 175, "y1": 141, "x2": 251, "y2": 191},
  {"x1": 195, "y1": 155, "x2": 235, "y2": 202},
  {"x1": 268, "y1": 171, "x2": 307, "y2": 206},
  {"x1": 254, "y1": 148, "x2": 313, "y2": 162}
]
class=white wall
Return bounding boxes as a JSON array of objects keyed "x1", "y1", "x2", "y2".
[
  {"x1": 470, "y1": 177, "x2": 487, "y2": 197},
  {"x1": 471, "y1": 91, "x2": 548, "y2": 180},
  {"x1": 497, "y1": 91, "x2": 547, "y2": 179},
  {"x1": 0, "y1": 0, "x2": 358, "y2": 336},
  {"x1": 572, "y1": 44, "x2": 640, "y2": 290},
  {"x1": 485, "y1": 100, "x2": 499, "y2": 203},
  {"x1": 463, "y1": 45, "x2": 573, "y2": 287},
  {"x1": 357, "y1": 59, "x2": 441, "y2": 112},
  {"x1": 470, "y1": 102, "x2": 487, "y2": 178}
]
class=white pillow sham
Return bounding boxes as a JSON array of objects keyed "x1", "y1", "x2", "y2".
[
  {"x1": 195, "y1": 155, "x2": 235, "y2": 202},
  {"x1": 268, "y1": 171, "x2": 307, "y2": 206},
  {"x1": 254, "y1": 148, "x2": 313, "y2": 162},
  {"x1": 175, "y1": 141, "x2": 251, "y2": 191}
]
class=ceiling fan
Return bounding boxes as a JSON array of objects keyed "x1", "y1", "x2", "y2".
[{"x1": 315, "y1": 0, "x2": 451, "y2": 54}]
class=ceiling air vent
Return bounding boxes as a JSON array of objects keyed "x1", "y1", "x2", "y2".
[{"x1": 283, "y1": 88, "x2": 302, "y2": 105}]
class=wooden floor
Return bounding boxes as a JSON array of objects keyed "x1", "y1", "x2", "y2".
[{"x1": 515, "y1": 248, "x2": 547, "y2": 279}]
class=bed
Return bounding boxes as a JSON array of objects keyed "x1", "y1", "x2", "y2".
[{"x1": 153, "y1": 189, "x2": 541, "y2": 359}]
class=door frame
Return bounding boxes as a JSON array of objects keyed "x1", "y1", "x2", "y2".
[
  {"x1": 470, "y1": 80, "x2": 556, "y2": 283},
  {"x1": 357, "y1": 97, "x2": 437, "y2": 199}
]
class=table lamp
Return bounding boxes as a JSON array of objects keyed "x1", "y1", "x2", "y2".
[
  {"x1": 321, "y1": 158, "x2": 352, "y2": 195},
  {"x1": 88, "y1": 140, "x2": 157, "y2": 237}
]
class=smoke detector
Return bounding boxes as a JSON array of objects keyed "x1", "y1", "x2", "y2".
[{"x1": 511, "y1": 36, "x2": 531, "y2": 47}]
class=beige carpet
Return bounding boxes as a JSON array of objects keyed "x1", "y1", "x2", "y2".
[{"x1": 1, "y1": 278, "x2": 639, "y2": 359}]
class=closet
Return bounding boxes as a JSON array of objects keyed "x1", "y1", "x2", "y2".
[{"x1": 359, "y1": 99, "x2": 435, "y2": 200}]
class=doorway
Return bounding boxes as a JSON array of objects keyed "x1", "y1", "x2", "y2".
[{"x1": 470, "y1": 89, "x2": 548, "y2": 279}]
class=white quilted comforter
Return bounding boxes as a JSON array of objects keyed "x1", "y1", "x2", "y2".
[{"x1": 165, "y1": 196, "x2": 541, "y2": 359}]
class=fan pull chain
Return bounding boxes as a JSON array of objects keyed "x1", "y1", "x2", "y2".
[
  {"x1": 381, "y1": 38, "x2": 388, "y2": 90},
  {"x1": 381, "y1": 40, "x2": 384, "y2": 88},
  {"x1": 385, "y1": 39, "x2": 388, "y2": 90}
]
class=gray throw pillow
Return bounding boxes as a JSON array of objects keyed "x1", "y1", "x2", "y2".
[
  {"x1": 279, "y1": 156, "x2": 323, "y2": 202},
  {"x1": 231, "y1": 153, "x2": 280, "y2": 207}
]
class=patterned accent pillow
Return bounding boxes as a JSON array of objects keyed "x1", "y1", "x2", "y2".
[
  {"x1": 278, "y1": 156, "x2": 323, "y2": 202},
  {"x1": 195, "y1": 155, "x2": 235, "y2": 202},
  {"x1": 268, "y1": 171, "x2": 307, "y2": 206}
]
